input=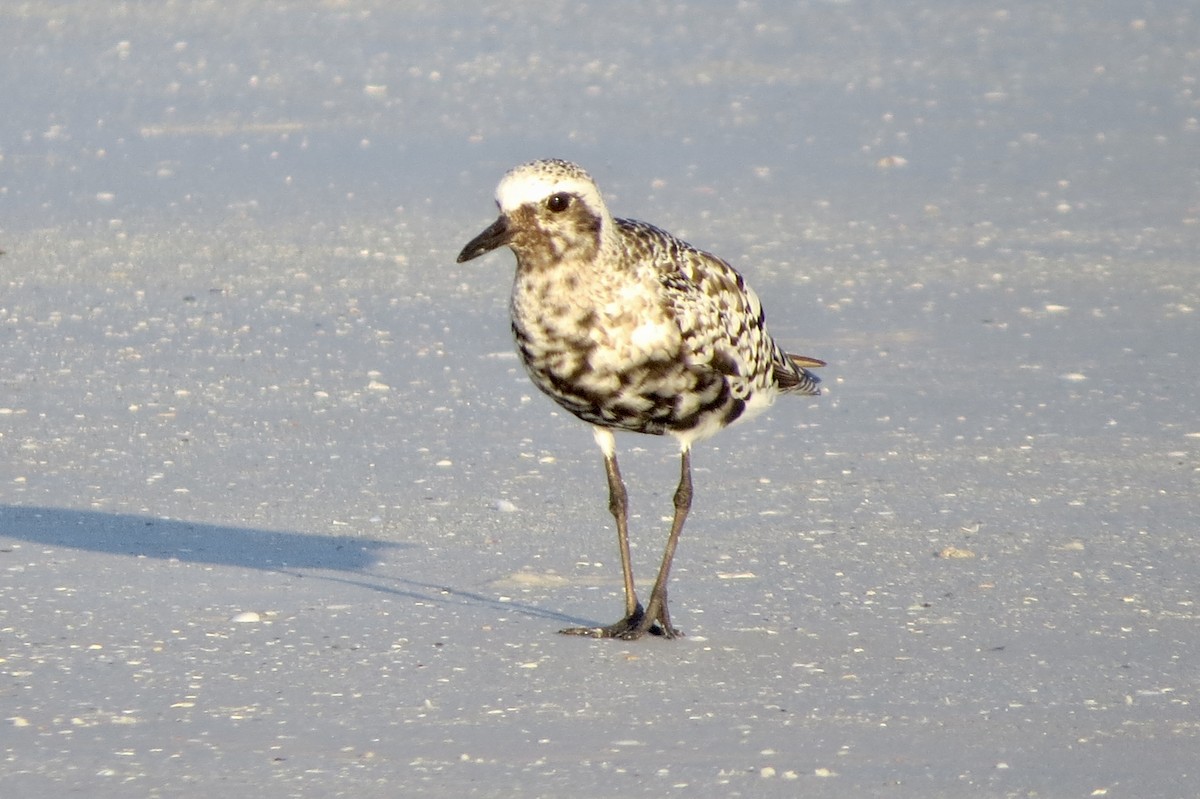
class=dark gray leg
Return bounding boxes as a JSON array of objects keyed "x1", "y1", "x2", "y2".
[
  {"x1": 559, "y1": 450, "x2": 646, "y2": 637},
  {"x1": 639, "y1": 448, "x2": 691, "y2": 639}
]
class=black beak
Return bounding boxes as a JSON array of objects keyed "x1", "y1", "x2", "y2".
[{"x1": 456, "y1": 215, "x2": 511, "y2": 263}]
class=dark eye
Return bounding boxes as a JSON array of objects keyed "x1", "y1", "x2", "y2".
[{"x1": 546, "y1": 193, "x2": 571, "y2": 213}]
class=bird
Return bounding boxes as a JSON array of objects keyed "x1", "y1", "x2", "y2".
[{"x1": 457, "y1": 158, "x2": 824, "y2": 640}]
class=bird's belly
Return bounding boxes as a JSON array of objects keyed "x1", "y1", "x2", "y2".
[{"x1": 514, "y1": 327, "x2": 757, "y2": 438}]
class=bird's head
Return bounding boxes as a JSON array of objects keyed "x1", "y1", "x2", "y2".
[{"x1": 456, "y1": 159, "x2": 611, "y2": 269}]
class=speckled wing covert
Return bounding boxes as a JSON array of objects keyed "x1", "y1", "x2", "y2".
[{"x1": 615, "y1": 218, "x2": 822, "y2": 399}]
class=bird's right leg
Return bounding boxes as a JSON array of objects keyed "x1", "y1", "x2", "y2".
[{"x1": 560, "y1": 429, "x2": 645, "y2": 638}]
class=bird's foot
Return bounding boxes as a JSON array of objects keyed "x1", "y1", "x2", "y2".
[
  {"x1": 559, "y1": 606, "x2": 644, "y2": 639},
  {"x1": 559, "y1": 603, "x2": 682, "y2": 640}
]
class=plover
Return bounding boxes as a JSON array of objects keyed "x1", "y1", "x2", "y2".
[{"x1": 457, "y1": 158, "x2": 823, "y2": 639}]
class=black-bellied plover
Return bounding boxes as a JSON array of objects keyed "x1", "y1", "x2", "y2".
[{"x1": 457, "y1": 158, "x2": 824, "y2": 640}]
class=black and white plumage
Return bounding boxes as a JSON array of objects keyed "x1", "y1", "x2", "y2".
[{"x1": 457, "y1": 158, "x2": 823, "y2": 639}]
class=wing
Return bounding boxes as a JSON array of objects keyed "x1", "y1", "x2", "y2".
[{"x1": 616, "y1": 218, "x2": 815, "y2": 394}]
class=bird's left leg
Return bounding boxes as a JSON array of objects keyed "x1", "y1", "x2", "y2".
[{"x1": 637, "y1": 447, "x2": 691, "y2": 639}]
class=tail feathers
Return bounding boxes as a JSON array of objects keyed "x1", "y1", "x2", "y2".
[
  {"x1": 788, "y1": 354, "x2": 826, "y2": 369},
  {"x1": 776, "y1": 352, "x2": 825, "y2": 395}
]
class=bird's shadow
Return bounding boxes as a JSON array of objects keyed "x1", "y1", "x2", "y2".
[{"x1": 0, "y1": 504, "x2": 589, "y2": 628}]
